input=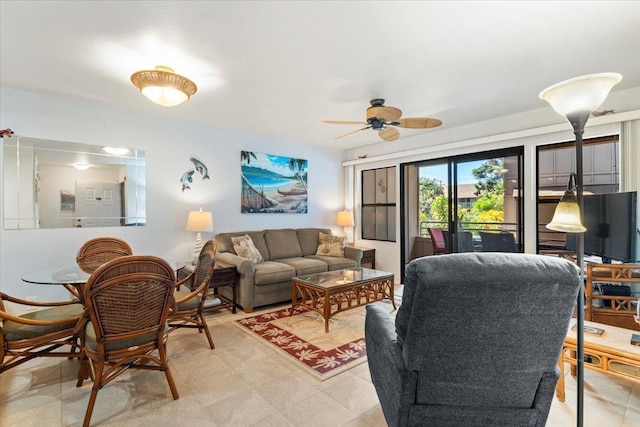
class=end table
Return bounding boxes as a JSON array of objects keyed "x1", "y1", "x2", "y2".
[{"x1": 178, "y1": 261, "x2": 238, "y2": 314}]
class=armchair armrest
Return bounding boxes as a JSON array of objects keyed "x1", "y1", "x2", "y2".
[
  {"x1": 1, "y1": 292, "x2": 79, "y2": 307},
  {"x1": 365, "y1": 304, "x2": 403, "y2": 367},
  {"x1": 0, "y1": 308, "x2": 83, "y2": 327},
  {"x1": 174, "y1": 274, "x2": 210, "y2": 306},
  {"x1": 365, "y1": 304, "x2": 405, "y2": 426}
]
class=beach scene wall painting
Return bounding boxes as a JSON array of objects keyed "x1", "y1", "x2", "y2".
[{"x1": 241, "y1": 151, "x2": 308, "y2": 213}]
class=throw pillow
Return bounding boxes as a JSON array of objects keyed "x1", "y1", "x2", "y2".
[
  {"x1": 231, "y1": 234, "x2": 264, "y2": 263},
  {"x1": 315, "y1": 232, "x2": 345, "y2": 257}
]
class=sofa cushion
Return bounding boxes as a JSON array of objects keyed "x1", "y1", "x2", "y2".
[
  {"x1": 216, "y1": 231, "x2": 270, "y2": 261},
  {"x1": 276, "y1": 257, "x2": 328, "y2": 276},
  {"x1": 297, "y1": 228, "x2": 331, "y2": 256},
  {"x1": 232, "y1": 234, "x2": 264, "y2": 263},
  {"x1": 254, "y1": 261, "x2": 296, "y2": 285},
  {"x1": 305, "y1": 255, "x2": 357, "y2": 270},
  {"x1": 264, "y1": 229, "x2": 302, "y2": 260},
  {"x1": 316, "y1": 232, "x2": 345, "y2": 257}
]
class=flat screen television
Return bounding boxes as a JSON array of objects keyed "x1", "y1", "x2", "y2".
[{"x1": 566, "y1": 191, "x2": 638, "y2": 263}]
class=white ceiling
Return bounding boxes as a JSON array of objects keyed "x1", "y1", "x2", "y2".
[{"x1": 1, "y1": 1, "x2": 639, "y2": 150}]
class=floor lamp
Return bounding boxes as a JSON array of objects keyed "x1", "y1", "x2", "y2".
[{"x1": 540, "y1": 72, "x2": 622, "y2": 427}]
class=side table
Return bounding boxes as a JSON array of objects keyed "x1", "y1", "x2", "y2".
[
  {"x1": 178, "y1": 261, "x2": 238, "y2": 314},
  {"x1": 360, "y1": 248, "x2": 376, "y2": 269}
]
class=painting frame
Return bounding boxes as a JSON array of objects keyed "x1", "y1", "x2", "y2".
[
  {"x1": 60, "y1": 190, "x2": 75, "y2": 211},
  {"x1": 241, "y1": 151, "x2": 308, "y2": 214}
]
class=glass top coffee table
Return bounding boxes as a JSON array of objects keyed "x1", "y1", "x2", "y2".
[{"x1": 292, "y1": 267, "x2": 396, "y2": 332}]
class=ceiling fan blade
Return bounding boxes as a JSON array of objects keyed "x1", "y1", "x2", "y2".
[
  {"x1": 378, "y1": 127, "x2": 399, "y2": 142},
  {"x1": 367, "y1": 105, "x2": 402, "y2": 122},
  {"x1": 323, "y1": 120, "x2": 368, "y2": 125},
  {"x1": 335, "y1": 126, "x2": 371, "y2": 140},
  {"x1": 396, "y1": 117, "x2": 443, "y2": 129}
]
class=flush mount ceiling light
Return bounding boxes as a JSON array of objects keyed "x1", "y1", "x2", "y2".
[
  {"x1": 102, "y1": 147, "x2": 130, "y2": 156},
  {"x1": 130, "y1": 66, "x2": 197, "y2": 107},
  {"x1": 74, "y1": 163, "x2": 90, "y2": 170}
]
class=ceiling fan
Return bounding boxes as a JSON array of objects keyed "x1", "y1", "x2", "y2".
[{"x1": 323, "y1": 99, "x2": 442, "y2": 142}]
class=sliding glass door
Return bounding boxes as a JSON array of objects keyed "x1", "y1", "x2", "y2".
[{"x1": 401, "y1": 147, "x2": 524, "y2": 273}]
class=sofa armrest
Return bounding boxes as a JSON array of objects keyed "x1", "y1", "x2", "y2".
[
  {"x1": 216, "y1": 252, "x2": 255, "y2": 275},
  {"x1": 344, "y1": 246, "x2": 363, "y2": 265}
]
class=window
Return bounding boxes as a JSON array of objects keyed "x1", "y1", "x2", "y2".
[
  {"x1": 362, "y1": 166, "x2": 396, "y2": 241},
  {"x1": 536, "y1": 135, "x2": 620, "y2": 252}
]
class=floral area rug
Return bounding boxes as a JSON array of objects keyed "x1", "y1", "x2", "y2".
[{"x1": 234, "y1": 299, "x2": 398, "y2": 381}]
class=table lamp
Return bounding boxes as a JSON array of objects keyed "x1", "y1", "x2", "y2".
[
  {"x1": 186, "y1": 208, "x2": 213, "y2": 264},
  {"x1": 336, "y1": 211, "x2": 355, "y2": 243},
  {"x1": 540, "y1": 72, "x2": 621, "y2": 427}
]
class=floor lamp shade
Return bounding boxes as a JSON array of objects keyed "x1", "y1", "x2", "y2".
[
  {"x1": 539, "y1": 73, "x2": 622, "y2": 116},
  {"x1": 186, "y1": 209, "x2": 213, "y2": 263}
]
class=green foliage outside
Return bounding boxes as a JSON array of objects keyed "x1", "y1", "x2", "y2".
[{"x1": 420, "y1": 159, "x2": 506, "y2": 234}]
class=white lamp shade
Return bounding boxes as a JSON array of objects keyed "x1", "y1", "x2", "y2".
[
  {"x1": 141, "y1": 85, "x2": 189, "y2": 107},
  {"x1": 186, "y1": 210, "x2": 213, "y2": 232},
  {"x1": 546, "y1": 199, "x2": 586, "y2": 233},
  {"x1": 539, "y1": 73, "x2": 622, "y2": 116},
  {"x1": 336, "y1": 211, "x2": 355, "y2": 227}
]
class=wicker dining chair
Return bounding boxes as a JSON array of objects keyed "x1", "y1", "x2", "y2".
[
  {"x1": 169, "y1": 239, "x2": 217, "y2": 349},
  {"x1": 76, "y1": 255, "x2": 179, "y2": 427},
  {"x1": 0, "y1": 293, "x2": 84, "y2": 374},
  {"x1": 76, "y1": 237, "x2": 133, "y2": 274}
]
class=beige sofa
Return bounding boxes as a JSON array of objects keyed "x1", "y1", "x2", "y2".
[{"x1": 215, "y1": 228, "x2": 363, "y2": 312}]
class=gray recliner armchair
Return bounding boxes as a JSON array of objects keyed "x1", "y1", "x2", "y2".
[{"x1": 365, "y1": 253, "x2": 580, "y2": 427}]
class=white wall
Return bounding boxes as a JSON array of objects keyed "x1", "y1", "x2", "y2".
[{"x1": 0, "y1": 87, "x2": 345, "y2": 300}]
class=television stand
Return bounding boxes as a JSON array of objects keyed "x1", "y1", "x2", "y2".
[{"x1": 586, "y1": 263, "x2": 640, "y2": 331}]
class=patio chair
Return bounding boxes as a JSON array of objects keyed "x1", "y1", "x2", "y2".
[
  {"x1": 168, "y1": 239, "x2": 217, "y2": 349},
  {"x1": 365, "y1": 253, "x2": 580, "y2": 427},
  {"x1": 76, "y1": 255, "x2": 179, "y2": 427},
  {"x1": 0, "y1": 293, "x2": 84, "y2": 374},
  {"x1": 76, "y1": 237, "x2": 133, "y2": 274},
  {"x1": 480, "y1": 231, "x2": 518, "y2": 252},
  {"x1": 427, "y1": 227, "x2": 446, "y2": 255}
]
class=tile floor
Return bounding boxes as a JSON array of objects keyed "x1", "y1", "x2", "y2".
[{"x1": 1, "y1": 304, "x2": 639, "y2": 427}]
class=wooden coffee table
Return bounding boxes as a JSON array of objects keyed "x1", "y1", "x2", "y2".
[
  {"x1": 556, "y1": 320, "x2": 640, "y2": 402},
  {"x1": 291, "y1": 267, "x2": 395, "y2": 332}
]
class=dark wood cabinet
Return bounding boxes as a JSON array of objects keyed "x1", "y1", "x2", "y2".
[
  {"x1": 359, "y1": 248, "x2": 376, "y2": 269},
  {"x1": 178, "y1": 261, "x2": 238, "y2": 314}
]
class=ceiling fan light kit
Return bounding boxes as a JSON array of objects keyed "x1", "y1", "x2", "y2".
[
  {"x1": 130, "y1": 65, "x2": 197, "y2": 107},
  {"x1": 324, "y1": 98, "x2": 442, "y2": 142}
]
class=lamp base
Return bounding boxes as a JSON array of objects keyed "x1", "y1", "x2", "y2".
[{"x1": 192, "y1": 232, "x2": 203, "y2": 265}]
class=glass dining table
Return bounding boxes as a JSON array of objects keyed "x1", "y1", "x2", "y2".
[
  {"x1": 22, "y1": 260, "x2": 186, "y2": 304},
  {"x1": 22, "y1": 264, "x2": 90, "y2": 302}
]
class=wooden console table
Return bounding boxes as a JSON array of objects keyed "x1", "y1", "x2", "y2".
[
  {"x1": 556, "y1": 320, "x2": 640, "y2": 402},
  {"x1": 586, "y1": 263, "x2": 640, "y2": 331}
]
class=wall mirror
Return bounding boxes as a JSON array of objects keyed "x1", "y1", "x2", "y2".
[{"x1": 2, "y1": 136, "x2": 146, "y2": 229}]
